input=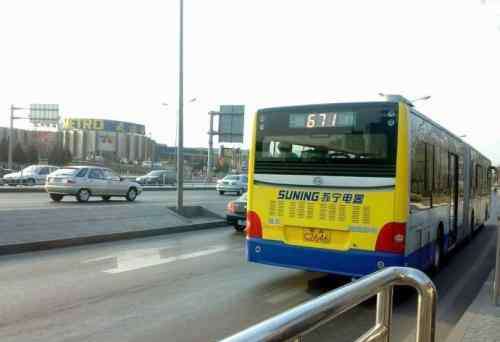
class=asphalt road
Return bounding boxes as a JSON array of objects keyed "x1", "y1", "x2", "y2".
[{"x1": 0, "y1": 218, "x2": 496, "y2": 342}]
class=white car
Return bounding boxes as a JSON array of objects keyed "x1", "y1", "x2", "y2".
[
  {"x1": 216, "y1": 174, "x2": 248, "y2": 195},
  {"x1": 45, "y1": 166, "x2": 143, "y2": 202},
  {"x1": 3, "y1": 165, "x2": 59, "y2": 186}
]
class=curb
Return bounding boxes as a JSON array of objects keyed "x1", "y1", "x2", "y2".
[
  {"x1": 0, "y1": 220, "x2": 228, "y2": 256},
  {"x1": 0, "y1": 186, "x2": 216, "y2": 193}
]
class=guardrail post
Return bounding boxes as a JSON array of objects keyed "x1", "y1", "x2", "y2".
[
  {"x1": 415, "y1": 282, "x2": 437, "y2": 342},
  {"x1": 375, "y1": 286, "x2": 393, "y2": 342}
]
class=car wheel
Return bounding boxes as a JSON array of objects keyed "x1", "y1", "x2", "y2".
[
  {"x1": 49, "y1": 194, "x2": 63, "y2": 202},
  {"x1": 102, "y1": 195, "x2": 111, "y2": 202},
  {"x1": 76, "y1": 189, "x2": 91, "y2": 203},
  {"x1": 234, "y1": 224, "x2": 245, "y2": 232},
  {"x1": 126, "y1": 188, "x2": 138, "y2": 202},
  {"x1": 219, "y1": 191, "x2": 225, "y2": 195}
]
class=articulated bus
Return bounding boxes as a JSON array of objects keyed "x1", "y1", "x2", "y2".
[{"x1": 246, "y1": 97, "x2": 492, "y2": 277}]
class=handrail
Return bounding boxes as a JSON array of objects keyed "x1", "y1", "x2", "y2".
[{"x1": 220, "y1": 267, "x2": 437, "y2": 342}]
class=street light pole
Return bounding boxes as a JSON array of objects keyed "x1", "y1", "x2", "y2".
[
  {"x1": 176, "y1": 0, "x2": 184, "y2": 212},
  {"x1": 8, "y1": 105, "x2": 14, "y2": 170}
]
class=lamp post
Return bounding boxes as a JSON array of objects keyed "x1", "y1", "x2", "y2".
[
  {"x1": 176, "y1": 0, "x2": 184, "y2": 212},
  {"x1": 8, "y1": 105, "x2": 29, "y2": 170},
  {"x1": 411, "y1": 95, "x2": 432, "y2": 103}
]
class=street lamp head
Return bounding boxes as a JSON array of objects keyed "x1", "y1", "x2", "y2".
[{"x1": 411, "y1": 95, "x2": 432, "y2": 103}]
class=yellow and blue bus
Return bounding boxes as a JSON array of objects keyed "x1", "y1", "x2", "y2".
[{"x1": 246, "y1": 97, "x2": 492, "y2": 277}]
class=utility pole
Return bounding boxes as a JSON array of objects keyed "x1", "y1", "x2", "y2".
[
  {"x1": 8, "y1": 105, "x2": 14, "y2": 170},
  {"x1": 176, "y1": 0, "x2": 184, "y2": 212},
  {"x1": 207, "y1": 111, "x2": 216, "y2": 179},
  {"x1": 8, "y1": 105, "x2": 27, "y2": 170}
]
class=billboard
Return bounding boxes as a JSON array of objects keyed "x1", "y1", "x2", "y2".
[
  {"x1": 29, "y1": 104, "x2": 60, "y2": 127},
  {"x1": 62, "y1": 118, "x2": 146, "y2": 135},
  {"x1": 97, "y1": 131, "x2": 116, "y2": 152},
  {"x1": 218, "y1": 105, "x2": 244, "y2": 143}
]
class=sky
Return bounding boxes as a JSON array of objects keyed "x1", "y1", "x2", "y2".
[{"x1": 1, "y1": 0, "x2": 500, "y2": 163}]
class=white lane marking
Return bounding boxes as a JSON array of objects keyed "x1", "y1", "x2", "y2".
[
  {"x1": 82, "y1": 246, "x2": 176, "y2": 264},
  {"x1": 86, "y1": 245, "x2": 229, "y2": 274},
  {"x1": 265, "y1": 288, "x2": 307, "y2": 305}
]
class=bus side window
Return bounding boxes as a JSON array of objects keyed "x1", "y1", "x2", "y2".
[
  {"x1": 475, "y1": 164, "x2": 481, "y2": 197},
  {"x1": 433, "y1": 146, "x2": 446, "y2": 205},
  {"x1": 410, "y1": 141, "x2": 431, "y2": 210},
  {"x1": 441, "y1": 148, "x2": 449, "y2": 199}
]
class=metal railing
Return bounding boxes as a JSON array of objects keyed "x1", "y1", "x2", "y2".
[{"x1": 221, "y1": 267, "x2": 437, "y2": 342}]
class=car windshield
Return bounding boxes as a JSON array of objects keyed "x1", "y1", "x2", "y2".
[
  {"x1": 147, "y1": 171, "x2": 164, "y2": 176},
  {"x1": 21, "y1": 166, "x2": 38, "y2": 174},
  {"x1": 51, "y1": 168, "x2": 78, "y2": 176},
  {"x1": 224, "y1": 175, "x2": 240, "y2": 181}
]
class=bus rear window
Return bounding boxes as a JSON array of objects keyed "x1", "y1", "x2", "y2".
[{"x1": 255, "y1": 103, "x2": 398, "y2": 177}]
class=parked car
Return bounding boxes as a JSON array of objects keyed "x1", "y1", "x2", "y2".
[
  {"x1": 216, "y1": 174, "x2": 248, "y2": 195},
  {"x1": 136, "y1": 170, "x2": 176, "y2": 185},
  {"x1": 45, "y1": 166, "x2": 143, "y2": 202},
  {"x1": 226, "y1": 192, "x2": 247, "y2": 231},
  {"x1": 3, "y1": 165, "x2": 59, "y2": 186},
  {"x1": 0, "y1": 168, "x2": 15, "y2": 185}
]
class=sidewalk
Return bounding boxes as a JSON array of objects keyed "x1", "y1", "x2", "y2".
[
  {"x1": 447, "y1": 194, "x2": 499, "y2": 342},
  {"x1": 446, "y1": 271, "x2": 500, "y2": 342}
]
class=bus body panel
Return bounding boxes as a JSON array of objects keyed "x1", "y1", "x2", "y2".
[{"x1": 252, "y1": 182, "x2": 396, "y2": 252}]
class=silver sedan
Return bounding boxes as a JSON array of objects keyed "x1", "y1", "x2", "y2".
[{"x1": 45, "y1": 166, "x2": 143, "y2": 202}]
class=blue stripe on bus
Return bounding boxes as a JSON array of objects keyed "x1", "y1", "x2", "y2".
[
  {"x1": 246, "y1": 238, "x2": 405, "y2": 277},
  {"x1": 247, "y1": 238, "x2": 439, "y2": 277},
  {"x1": 405, "y1": 242, "x2": 437, "y2": 271}
]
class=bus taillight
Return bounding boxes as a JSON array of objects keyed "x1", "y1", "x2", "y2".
[
  {"x1": 246, "y1": 211, "x2": 262, "y2": 238},
  {"x1": 375, "y1": 222, "x2": 406, "y2": 254}
]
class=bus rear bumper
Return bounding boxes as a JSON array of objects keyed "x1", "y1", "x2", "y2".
[{"x1": 246, "y1": 238, "x2": 405, "y2": 278}]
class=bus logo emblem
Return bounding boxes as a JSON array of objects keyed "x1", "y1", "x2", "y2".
[{"x1": 313, "y1": 177, "x2": 323, "y2": 185}]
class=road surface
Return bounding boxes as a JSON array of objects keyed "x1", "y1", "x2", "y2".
[{"x1": 0, "y1": 220, "x2": 495, "y2": 341}]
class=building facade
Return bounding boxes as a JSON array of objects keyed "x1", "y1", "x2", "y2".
[
  {"x1": 61, "y1": 118, "x2": 157, "y2": 162},
  {"x1": 0, "y1": 117, "x2": 157, "y2": 164}
]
